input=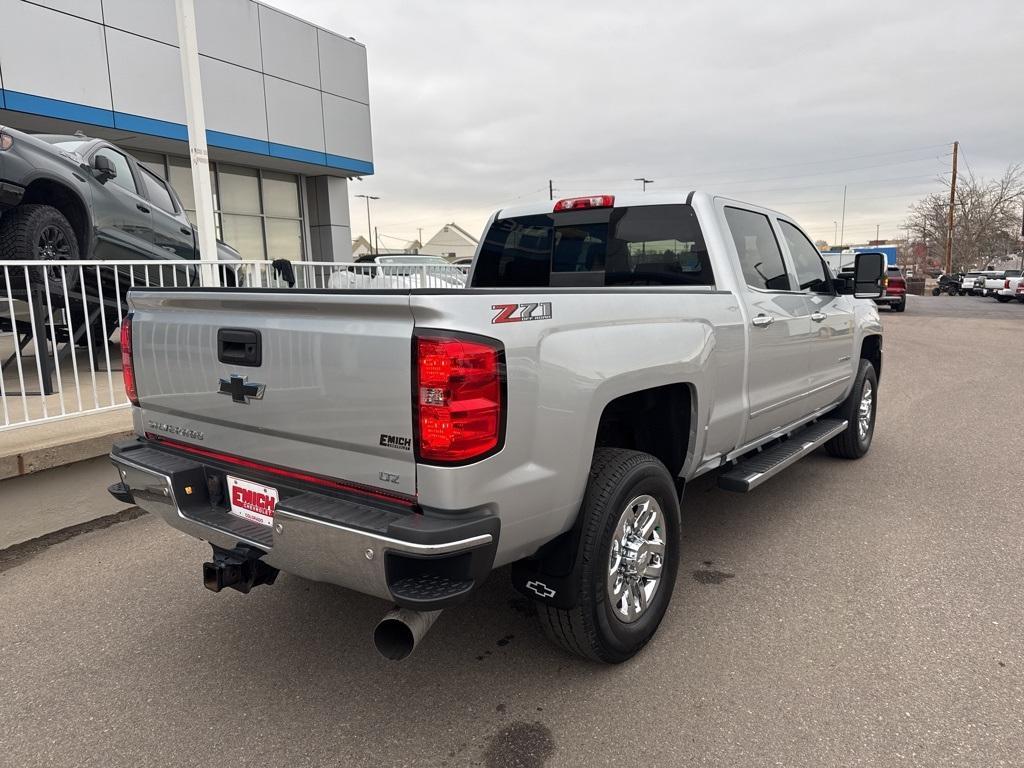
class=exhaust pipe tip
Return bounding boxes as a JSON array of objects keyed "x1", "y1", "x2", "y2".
[{"x1": 373, "y1": 608, "x2": 442, "y2": 661}]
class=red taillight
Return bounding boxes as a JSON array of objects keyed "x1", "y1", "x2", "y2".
[
  {"x1": 1005, "y1": 279, "x2": 1011, "y2": 289},
  {"x1": 415, "y1": 333, "x2": 504, "y2": 463},
  {"x1": 120, "y1": 314, "x2": 139, "y2": 406},
  {"x1": 553, "y1": 195, "x2": 614, "y2": 212}
]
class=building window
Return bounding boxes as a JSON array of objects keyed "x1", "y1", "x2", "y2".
[{"x1": 154, "y1": 154, "x2": 304, "y2": 261}]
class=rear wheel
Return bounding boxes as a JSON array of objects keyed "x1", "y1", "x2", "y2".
[
  {"x1": 893, "y1": 298, "x2": 906, "y2": 312},
  {"x1": 825, "y1": 359, "x2": 878, "y2": 459},
  {"x1": 995, "y1": 295, "x2": 1012, "y2": 303},
  {"x1": 537, "y1": 448, "x2": 680, "y2": 663}
]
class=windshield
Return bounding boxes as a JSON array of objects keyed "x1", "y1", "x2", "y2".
[{"x1": 472, "y1": 204, "x2": 714, "y2": 288}]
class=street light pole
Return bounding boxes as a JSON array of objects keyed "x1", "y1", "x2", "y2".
[
  {"x1": 634, "y1": 178, "x2": 654, "y2": 192},
  {"x1": 355, "y1": 194, "x2": 379, "y2": 255},
  {"x1": 839, "y1": 185, "x2": 847, "y2": 247},
  {"x1": 833, "y1": 221, "x2": 838, "y2": 246}
]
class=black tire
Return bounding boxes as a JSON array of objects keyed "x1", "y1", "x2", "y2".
[
  {"x1": 995, "y1": 295, "x2": 1012, "y2": 303},
  {"x1": 0, "y1": 204, "x2": 121, "y2": 345},
  {"x1": 537, "y1": 448, "x2": 680, "y2": 663},
  {"x1": 0, "y1": 203, "x2": 79, "y2": 265},
  {"x1": 931, "y1": 287, "x2": 941, "y2": 296},
  {"x1": 825, "y1": 359, "x2": 878, "y2": 459},
  {"x1": 893, "y1": 298, "x2": 906, "y2": 312}
]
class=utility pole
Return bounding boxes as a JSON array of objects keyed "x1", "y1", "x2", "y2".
[
  {"x1": 374, "y1": 226, "x2": 379, "y2": 256},
  {"x1": 833, "y1": 221, "x2": 838, "y2": 246},
  {"x1": 174, "y1": 0, "x2": 219, "y2": 285},
  {"x1": 839, "y1": 185, "x2": 847, "y2": 247},
  {"x1": 875, "y1": 224, "x2": 880, "y2": 242},
  {"x1": 549, "y1": 179, "x2": 554, "y2": 201},
  {"x1": 355, "y1": 194, "x2": 379, "y2": 255},
  {"x1": 1019, "y1": 209, "x2": 1024, "y2": 271},
  {"x1": 634, "y1": 177, "x2": 654, "y2": 192},
  {"x1": 944, "y1": 140, "x2": 959, "y2": 275},
  {"x1": 417, "y1": 227, "x2": 423, "y2": 249}
]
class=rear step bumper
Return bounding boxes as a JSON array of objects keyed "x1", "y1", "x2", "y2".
[
  {"x1": 718, "y1": 419, "x2": 848, "y2": 492},
  {"x1": 109, "y1": 439, "x2": 499, "y2": 610}
]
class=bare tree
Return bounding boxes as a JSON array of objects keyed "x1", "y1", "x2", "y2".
[{"x1": 904, "y1": 164, "x2": 1023, "y2": 272}]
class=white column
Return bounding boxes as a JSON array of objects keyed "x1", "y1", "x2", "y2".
[{"x1": 174, "y1": 0, "x2": 220, "y2": 286}]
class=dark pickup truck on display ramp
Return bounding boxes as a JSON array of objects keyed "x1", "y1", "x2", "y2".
[{"x1": 0, "y1": 126, "x2": 239, "y2": 275}]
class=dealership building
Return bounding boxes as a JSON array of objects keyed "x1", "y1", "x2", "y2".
[{"x1": 0, "y1": 0, "x2": 372, "y2": 262}]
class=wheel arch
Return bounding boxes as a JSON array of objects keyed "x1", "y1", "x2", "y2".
[
  {"x1": 593, "y1": 382, "x2": 696, "y2": 480},
  {"x1": 860, "y1": 333, "x2": 882, "y2": 382},
  {"x1": 18, "y1": 175, "x2": 92, "y2": 258}
]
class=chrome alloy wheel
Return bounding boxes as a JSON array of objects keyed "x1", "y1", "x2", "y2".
[
  {"x1": 607, "y1": 494, "x2": 666, "y2": 623},
  {"x1": 858, "y1": 379, "x2": 874, "y2": 441}
]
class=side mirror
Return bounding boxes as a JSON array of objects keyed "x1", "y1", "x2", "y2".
[
  {"x1": 93, "y1": 154, "x2": 117, "y2": 183},
  {"x1": 852, "y1": 251, "x2": 885, "y2": 298}
]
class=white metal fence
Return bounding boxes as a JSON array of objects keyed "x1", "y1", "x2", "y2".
[{"x1": 0, "y1": 258, "x2": 468, "y2": 431}]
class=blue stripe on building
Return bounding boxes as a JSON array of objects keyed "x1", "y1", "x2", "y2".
[{"x1": 0, "y1": 89, "x2": 373, "y2": 176}]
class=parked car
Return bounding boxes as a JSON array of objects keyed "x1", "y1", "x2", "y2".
[
  {"x1": 982, "y1": 270, "x2": 1022, "y2": 302},
  {"x1": 959, "y1": 271, "x2": 984, "y2": 295},
  {"x1": 838, "y1": 260, "x2": 905, "y2": 312},
  {"x1": 0, "y1": 126, "x2": 241, "y2": 280},
  {"x1": 108, "y1": 192, "x2": 885, "y2": 663},
  {"x1": 879, "y1": 265, "x2": 907, "y2": 312},
  {"x1": 995, "y1": 272, "x2": 1024, "y2": 303},
  {"x1": 966, "y1": 270, "x2": 1002, "y2": 296}
]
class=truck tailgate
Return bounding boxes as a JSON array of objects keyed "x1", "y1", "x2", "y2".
[{"x1": 128, "y1": 289, "x2": 417, "y2": 497}]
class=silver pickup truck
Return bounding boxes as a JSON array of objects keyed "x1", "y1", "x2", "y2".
[{"x1": 108, "y1": 192, "x2": 885, "y2": 663}]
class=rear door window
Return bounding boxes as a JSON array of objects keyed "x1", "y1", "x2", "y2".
[
  {"x1": 472, "y1": 204, "x2": 713, "y2": 288},
  {"x1": 724, "y1": 207, "x2": 792, "y2": 292},
  {"x1": 140, "y1": 167, "x2": 178, "y2": 214}
]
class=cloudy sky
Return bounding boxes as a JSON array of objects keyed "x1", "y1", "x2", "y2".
[{"x1": 284, "y1": 0, "x2": 1020, "y2": 247}]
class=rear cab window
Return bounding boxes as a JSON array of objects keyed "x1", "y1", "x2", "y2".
[{"x1": 471, "y1": 204, "x2": 714, "y2": 288}]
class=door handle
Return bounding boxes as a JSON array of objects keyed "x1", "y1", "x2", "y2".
[
  {"x1": 136, "y1": 203, "x2": 150, "y2": 213},
  {"x1": 751, "y1": 314, "x2": 775, "y2": 328},
  {"x1": 811, "y1": 312, "x2": 827, "y2": 322},
  {"x1": 180, "y1": 226, "x2": 192, "y2": 235}
]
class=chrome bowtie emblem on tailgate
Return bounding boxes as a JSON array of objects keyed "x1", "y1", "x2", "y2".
[{"x1": 218, "y1": 374, "x2": 266, "y2": 404}]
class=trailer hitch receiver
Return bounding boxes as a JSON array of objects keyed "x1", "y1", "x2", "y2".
[{"x1": 203, "y1": 544, "x2": 279, "y2": 594}]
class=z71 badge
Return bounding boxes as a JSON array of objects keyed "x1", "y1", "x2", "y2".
[{"x1": 491, "y1": 302, "x2": 552, "y2": 324}]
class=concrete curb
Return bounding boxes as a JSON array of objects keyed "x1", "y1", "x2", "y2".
[{"x1": 0, "y1": 410, "x2": 133, "y2": 480}]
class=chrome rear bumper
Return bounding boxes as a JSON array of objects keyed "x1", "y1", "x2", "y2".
[{"x1": 110, "y1": 439, "x2": 498, "y2": 609}]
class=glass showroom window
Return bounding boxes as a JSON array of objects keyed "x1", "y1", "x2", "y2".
[{"x1": 155, "y1": 155, "x2": 304, "y2": 261}]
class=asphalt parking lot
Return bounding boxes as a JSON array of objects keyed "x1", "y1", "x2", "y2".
[{"x1": 2, "y1": 295, "x2": 1022, "y2": 768}]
